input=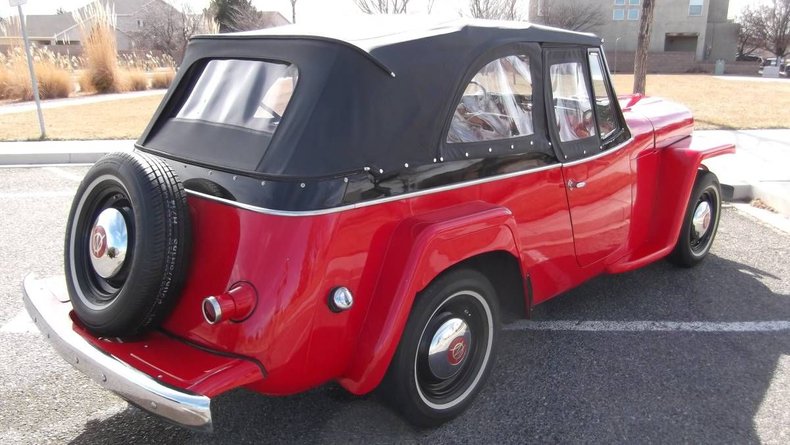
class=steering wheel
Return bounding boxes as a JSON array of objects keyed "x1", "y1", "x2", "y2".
[
  {"x1": 468, "y1": 80, "x2": 490, "y2": 105},
  {"x1": 582, "y1": 109, "x2": 594, "y2": 132}
]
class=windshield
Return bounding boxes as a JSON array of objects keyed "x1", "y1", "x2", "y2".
[{"x1": 176, "y1": 59, "x2": 298, "y2": 133}]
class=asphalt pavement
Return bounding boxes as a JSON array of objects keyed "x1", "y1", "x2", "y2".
[{"x1": 0, "y1": 166, "x2": 788, "y2": 444}]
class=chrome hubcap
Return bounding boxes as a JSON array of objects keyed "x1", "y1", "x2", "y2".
[
  {"x1": 427, "y1": 317, "x2": 472, "y2": 379},
  {"x1": 88, "y1": 208, "x2": 128, "y2": 279},
  {"x1": 692, "y1": 200, "x2": 712, "y2": 239}
]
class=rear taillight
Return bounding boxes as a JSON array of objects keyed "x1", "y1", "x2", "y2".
[{"x1": 201, "y1": 282, "x2": 257, "y2": 324}]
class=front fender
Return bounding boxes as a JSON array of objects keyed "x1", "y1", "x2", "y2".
[
  {"x1": 338, "y1": 201, "x2": 521, "y2": 394},
  {"x1": 608, "y1": 134, "x2": 735, "y2": 273}
]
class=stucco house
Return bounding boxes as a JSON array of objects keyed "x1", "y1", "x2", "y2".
[
  {"x1": 529, "y1": 0, "x2": 738, "y2": 70},
  {"x1": 1, "y1": 0, "x2": 289, "y2": 52}
]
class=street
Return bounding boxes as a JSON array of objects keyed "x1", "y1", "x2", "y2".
[{"x1": 0, "y1": 165, "x2": 788, "y2": 444}]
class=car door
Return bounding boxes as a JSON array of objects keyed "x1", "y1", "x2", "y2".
[{"x1": 545, "y1": 47, "x2": 632, "y2": 267}]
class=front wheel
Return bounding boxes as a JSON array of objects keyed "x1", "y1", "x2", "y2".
[
  {"x1": 379, "y1": 268, "x2": 500, "y2": 427},
  {"x1": 667, "y1": 170, "x2": 722, "y2": 268}
]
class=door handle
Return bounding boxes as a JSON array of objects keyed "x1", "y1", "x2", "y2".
[{"x1": 567, "y1": 180, "x2": 587, "y2": 189}]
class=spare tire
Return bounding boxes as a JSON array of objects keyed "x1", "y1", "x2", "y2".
[{"x1": 65, "y1": 151, "x2": 191, "y2": 337}]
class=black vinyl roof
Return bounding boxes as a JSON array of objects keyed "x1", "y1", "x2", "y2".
[{"x1": 140, "y1": 18, "x2": 602, "y2": 178}]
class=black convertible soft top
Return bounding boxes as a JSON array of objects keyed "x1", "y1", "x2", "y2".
[{"x1": 139, "y1": 17, "x2": 602, "y2": 179}]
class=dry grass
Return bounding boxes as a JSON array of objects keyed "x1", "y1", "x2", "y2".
[
  {"x1": 0, "y1": 52, "x2": 73, "y2": 100},
  {"x1": 122, "y1": 70, "x2": 149, "y2": 91},
  {"x1": 77, "y1": 70, "x2": 94, "y2": 93},
  {"x1": 0, "y1": 94, "x2": 164, "y2": 140},
  {"x1": 75, "y1": 2, "x2": 122, "y2": 93},
  {"x1": 150, "y1": 69, "x2": 175, "y2": 89},
  {"x1": 612, "y1": 74, "x2": 790, "y2": 130}
]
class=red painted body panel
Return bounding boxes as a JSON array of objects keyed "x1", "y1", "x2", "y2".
[
  {"x1": 56, "y1": 94, "x2": 734, "y2": 401},
  {"x1": 161, "y1": 167, "x2": 581, "y2": 395},
  {"x1": 70, "y1": 312, "x2": 263, "y2": 398}
]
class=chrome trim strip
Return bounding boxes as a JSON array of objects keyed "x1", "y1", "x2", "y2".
[
  {"x1": 186, "y1": 163, "x2": 563, "y2": 217},
  {"x1": 22, "y1": 274, "x2": 213, "y2": 432},
  {"x1": 561, "y1": 137, "x2": 635, "y2": 168}
]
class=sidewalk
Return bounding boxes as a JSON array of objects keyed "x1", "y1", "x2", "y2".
[
  {"x1": 0, "y1": 129, "x2": 787, "y2": 217},
  {"x1": 0, "y1": 90, "x2": 165, "y2": 116},
  {"x1": 696, "y1": 129, "x2": 790, "y2": 216}
]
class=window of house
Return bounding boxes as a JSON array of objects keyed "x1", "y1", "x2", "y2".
[
  {"x1": 689, "y1": 0, "x2": 703, "y2": 16},
  {"x1": 613, "y1": 8, "x2": 625, "y2": 20},
  {"x1": 549, "y1": 61, "x2": 596, "y2": 143},
  {"x1": 627, "y1": 8, "x2": 640, "y2": 20},
  {"x1": 628, "y1": 0, "x2": 640, "y2": 4},
  {"x1": 447, "y1": 55, "x2": 534, "y2": 143},
  {"x1": 614, "y1": 0, "x2": 625, "y2": 5}
]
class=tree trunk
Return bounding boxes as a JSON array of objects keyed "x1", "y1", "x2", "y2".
[{"x1": 633, "y1": 0, "x2": 656, "y2": 95}]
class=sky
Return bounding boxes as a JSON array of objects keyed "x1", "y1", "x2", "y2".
[{"x1": 0, "y1": 0, "x2": 768, "y2": 23}]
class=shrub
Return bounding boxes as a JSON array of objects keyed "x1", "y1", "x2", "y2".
[
  {"x1": 35, "y1": 63, "x2": 73, "y2": 99},
  {"x1": 151, "y1": 69, "x2": 175, "y2": 89},
  {"x1": 75, "y1": 2, "x2": 122, "y2": 93},
  {"x1": 77, "y1": 70, "x2": 94, "y2": 93},
  {"x1": 0, "y1": 47, "x2": 73, "y2": 100},
  {"x1": 122, "y1": 70, "x2": 149, "y2": 91}
]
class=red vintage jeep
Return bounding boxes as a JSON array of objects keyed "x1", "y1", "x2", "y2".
[{"x1": 23, "y1": 19, "x2": 734, "y2": 431}]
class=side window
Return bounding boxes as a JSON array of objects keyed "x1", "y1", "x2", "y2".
[
  {"x1": 549, "y1": 61, "x2": 596, "y2": 143},
  {"x1": 588, "y1": 52, "x2": 621, "y2": 141},
  {"x1": 447, "y1": 55, "x2": 534, "y2": 143}
]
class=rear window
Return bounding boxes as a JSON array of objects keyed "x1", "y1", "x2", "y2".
[{"x1": 175, "y1": 59, "x2": 298, "y2": 133}]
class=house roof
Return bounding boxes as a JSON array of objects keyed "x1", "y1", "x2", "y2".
[{"x1": 7, "y1": 14, "x2": 76, "y2": 39}]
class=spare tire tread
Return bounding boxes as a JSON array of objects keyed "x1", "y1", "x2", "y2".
[{"x1": 65, "y1": 151, "x2": 191, "y2": 337}]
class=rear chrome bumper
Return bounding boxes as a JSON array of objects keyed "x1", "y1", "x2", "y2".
[{"x1": 22, "y1": 274, "x2": 213, "y2": 432}]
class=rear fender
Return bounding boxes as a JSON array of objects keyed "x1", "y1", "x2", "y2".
[{"x1": 338, "y1": 201, "x2": 521, "y2": 394}]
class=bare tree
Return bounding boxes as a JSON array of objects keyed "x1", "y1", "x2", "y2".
[
  {"x1": 289, "y1": 0, "x2": 298, "y2": 23},
  {"x1": 633, "y1": 0, "x2": 656, "y2": 95},
  {"x1": 468, "y1": 0, "x2": 521, "y2": 20},
  {"x1": 130, "y1": 3, "x2": 214, "y2": 62},
  {"x1": 228, "y1": 3, "x2": 268, "y2": 31},
  {"x1": 538, "y1": 1, "x2": 604, "y2": 32},
  {"x1": 739, "y1": 0, "x2": 790, "y2": 59},
  {"x1": 427, "y1": 0, "x2": 436, "y2": 14},
  {"x1": 354, "y1": 0, "x2": 410, "y2": 14},
  {"x1": 735, "y1": 18, "x2": 761, "y2": 58}
]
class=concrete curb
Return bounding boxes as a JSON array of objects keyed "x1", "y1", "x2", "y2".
[{"x1": 0, "y1": 140, "x2": 134, "y2": 166}]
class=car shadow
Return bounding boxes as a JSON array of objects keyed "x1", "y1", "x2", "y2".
[{"x1": 69, "y1": 254, "x2": 789, "y2": 444}]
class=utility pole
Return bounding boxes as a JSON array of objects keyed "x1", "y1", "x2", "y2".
[
  {"x1": 10, "y1": 0, "x2": 46, "y2": 139},
  {"x1": 633, "y1": 0, "x2": 656, "y2": 95}
]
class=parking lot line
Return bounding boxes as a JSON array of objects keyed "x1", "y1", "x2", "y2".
[
  {"x1": 505, "y1": 320, "x2": 790, "y2": 332},
  {"x1": 42, "y1": 166, "x2": 85, "y2": 182},
  {"x1": 0, "y1": 191, "x2": 75, "y2": 199}
]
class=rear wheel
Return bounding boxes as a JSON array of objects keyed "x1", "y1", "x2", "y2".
[
  {"x1": 379, "y1": 268, "x2": 499, "y2": 427},
  {"x1": 667, "y1": 170, "x2": 721, "y2": 268},
  {"x1": 65, "y1": 151, "x2": 191, "y2": 336}
]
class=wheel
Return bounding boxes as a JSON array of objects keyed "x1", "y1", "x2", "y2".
[
  {"x1": 667, "y1": 170, "x2": 722, "y2": 268},
  {"x1": 379, "y1": 268, "x2": 500, "y2": 427},
  {"x1": 64, "y1": 151, "x2": 191, "y2": 337}
]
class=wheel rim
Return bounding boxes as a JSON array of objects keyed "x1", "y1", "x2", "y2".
[
  {"x1": 89, "y1": 208, "x2": 128, "y2": 279},
  {"x1": 689, "y1": 185, "x2": 719, "y2": 256},
  {"x1": 427, "y1": 317, "x2": 472, "y2": 380},
  {"x1": 70, "y1": 175, "x2": 135, "y2": 310},
  {"x1": 414, "y1": 290, "x2": 493, "y2": 410}
]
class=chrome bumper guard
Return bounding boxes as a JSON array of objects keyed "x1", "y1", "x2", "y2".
[{"x1": 21, "y1": 274, "x2": 213, "y2": 432}]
